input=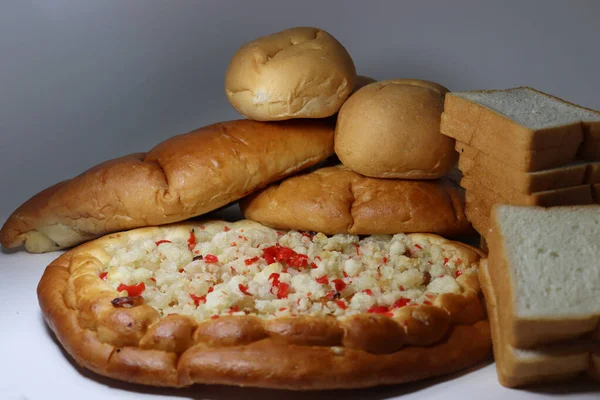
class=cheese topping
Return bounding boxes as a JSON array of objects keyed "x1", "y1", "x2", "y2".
[{"x1": 101, "y1": 225, "x2": 476, "y2": 321}]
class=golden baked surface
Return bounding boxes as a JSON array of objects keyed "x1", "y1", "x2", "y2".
[
  {"x1": 38, "y1": 220, "x2": 491, "y2": 389},
  {"x1": 0, "y1": 119, "x2": 334, "y2": 253},
  {"x1": 241, "y1": 165, "x2": 473, "y2": 237}
]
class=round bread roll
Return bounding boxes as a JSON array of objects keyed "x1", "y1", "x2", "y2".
[
  {"x1": 225, "y1": 27, "x2": 356, "y2": 121},
  {"x1": 334, "y1": 79, "x2": 457, "y2": 179},
  {"x1": 240, "y1": 165, "x2": 473, "y2": 237}
]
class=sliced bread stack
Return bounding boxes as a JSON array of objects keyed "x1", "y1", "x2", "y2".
[
  {"x1": 441, "y1": 87, "x2": 600, "y2": 236},
  {"x1": 481, "y1": 205, "x2": 600, "y2": 387}
]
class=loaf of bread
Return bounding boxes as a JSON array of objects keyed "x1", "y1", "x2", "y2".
[
  {"x1": 225, "y1": 27, "x2": 356, "y2": 121},
  {"x1": 0, "y1": 119, "x2": 335, "y2": 253},
  {"x1": 241, "y1": 165, "x2": 473, "y2": 236},
  {"x1": 335, "y1": 79, "x2": 456, "y2": 179},
  {"x1": 487, "y1": 205, "x2": 600, "y2": 349}
]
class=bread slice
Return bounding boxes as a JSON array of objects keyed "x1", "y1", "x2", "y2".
[
  {"x1": 585, "y1": 162, "x2": 600, "y2": 184},
  {"x1": 456, "y1": 148, "x2": 589, "y2": 194},
  {"x1": 593, "y1": 184, "x2": 600, "y2": 203},
  {"x1": 442, "y1": 87, "x2": 600, "y2": 158},
  {"x1": 579, "y1": 139, "x2": 600, "y2": 161},
  {"x1": 479, "y1": 259, "x2": 600, "y2": 387},
  {"x1": 462, "y1": 177, "x2": 593, "y2": 207},
  {"x1": 465, "y1": 203, "x2": 490, "y2": 237},
  {"x1": 454, "y1": 139, "x2": 580, "y2": 172},
  {"x1": 487, "y1": 205, "x2": 600, "y2": 349}
]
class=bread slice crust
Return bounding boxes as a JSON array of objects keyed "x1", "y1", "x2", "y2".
[{"x1": 38, "y1": 220, "x2": 491, "y2": 389}]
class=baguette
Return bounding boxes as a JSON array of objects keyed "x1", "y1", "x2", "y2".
[
  {"x1": 487, "y1": 205, "x2": 600, "y2": 349},
  {"x1": 479, "y1": 259, "x2": 600, "y2": 388},
  {"x1": 442, "y1": 87, "x2": 600, "y2": 158},
  {"x1": 0, "y1": 119, "x2": 335, "y2": 253}
]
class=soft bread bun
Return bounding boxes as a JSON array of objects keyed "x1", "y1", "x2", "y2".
[
  {"x1": 225, "y1": 27, "x2": 356, "y2": 121},
  {"x1": 241, "y1": 165, "x2": 473, "y2": 237},
  {"x1": 335, "y1": 79, "x2": 457, "y2": 179}
]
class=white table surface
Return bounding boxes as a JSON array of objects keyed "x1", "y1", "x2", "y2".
[{"x1": 1, "y1": 207, "x2": 599, "y2": 400}]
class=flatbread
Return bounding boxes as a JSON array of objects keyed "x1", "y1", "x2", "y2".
[{"x1": 38, "y1": 220, "x2": 491, "y2": 389}]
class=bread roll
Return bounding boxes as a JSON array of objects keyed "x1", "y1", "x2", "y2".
[
  {"x1": 225, "y1": 27, "x2": 356, "y2": 121},
  {"x1": 240, "y1": 165, "x2": 473, "y2": 237},
  {"x1": 0, "y1": 119, "x2": 335, "y2": 253},
  {"x1": 334, "y1": 79, "x2": 457, "y2": 179}
]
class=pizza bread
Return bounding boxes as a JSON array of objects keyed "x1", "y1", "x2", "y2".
[
  {"x1": 38, "y1": 219, "x2": 491, "y2": 389},
  {"x1": 240, "y1": 165, "x2": 473, "y2": 237},
  {"x1": 479, "y1": 259, "x2": 600, "y2": 387},
  {"x1": 0, "y1": 119, "x2": 334, "y2": 253}
]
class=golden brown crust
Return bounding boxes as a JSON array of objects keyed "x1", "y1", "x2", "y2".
[
  {"x1": 1, "y1": 119, "x2": 334, "y2": 252},
  {"x1": 335, "y1": 79, "x2": 456, "y2": 179},
  {"x1": 38, "y1": 221, "x2": 491, "y2": 389},
  {"x1": 225, "y1": 27, "x2": 356, "y2": 121},
  {"x1": 240, "y1": 166, "x2": 474, "y2": 237}
]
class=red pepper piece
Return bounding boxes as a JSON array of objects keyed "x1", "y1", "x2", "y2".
[
  {"x1": 210, "y1": 315, "x2": 219, "y2": 319},
  {"x1": 335, "y1": 300, "x2": 347, "y2": 310},
  {"x1": 392, "y1": 298, "x2": 410, "y2": 309},
  {"x1": 262, "y1": 245, "x2": 280, "y2": 264},
  {"x1": 117, "y1": 282, "x2": 146, "y2": 297},
  {"x1": 368, "y1": 305, "x2": 390, "y2": 314},
  {"x1": 190, "y1": 293, "x2": 206, "y2": 306},
  {"x1": 224, "y1": 226, "x2": 230, "y2": 232},
  {"x1": 245, "y1": 256, "x2": 259, "y2": 266},
  {"x1": 279, "y1": 307, "x2": 287, "y2": 312},
  {"x1": 455, "y1": 270, "x2": 463, "y2": 278},
  {"x1": 352, "y1": 243, "x2": 360, "y2": 256},
  {"x1": 155, "y1": 239, "x2": 171, "y2": 246},
  {"x1": 310, "y1": 262, "x2": 318, "y2": 269},
  {"x1": 414, "y1": 244, "x2": 423, "y2": 250},
  {"x1": 288, "y1": 254, "x2": 308, "y2": 268},
  {"x1": 363, "y1": 289, "x2": 373, "y2": 295},
  {"x1": 239, "y1": 284, "x2": 252, "y2": 296},
  {"x1": 276, "y1": 247, "x2": 296, "y2": 261},
  {"x1": 343, "y1": 271, "x2": 348, "y2": 278},
  {"x1": 228, "y1": 305, "x2": 239, "y2": 314},
  {"x1": 444, "y1": 257, "x2": 449, "y2": 265},
  {"x1": 204, "y1": 254, "x2": 218, "y2": 264},
  {"x1": 187, "y1": 231, "x2": 196, "y2": 251},
  {"x1": 99, "y1": 272, "x2": 108, "y2": 280},
  {"x1": 316, "y1": 275, "x2": 329, "y2": 284},
  {"x1": 332, "y1": 279, "x2": 346, "y2": 292},
  {"x1": 273, "y1": 281, "x2": 289, "y2": 299}
]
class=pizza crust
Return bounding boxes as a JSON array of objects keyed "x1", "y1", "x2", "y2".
[{"x1": 38, "y1": 220, "x2": 491, "y2": 389}]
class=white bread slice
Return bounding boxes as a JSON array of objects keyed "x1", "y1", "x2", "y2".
[
  {"x1": 456, "y1": 149, "x2": 589, "y2": 193},
  {"x1": 487, "y1": 205, "x2": 600, "y2": 349},
  {"x1": 462, "y1": 177, "x2": 593, "y2": 207},
  {"x1": 454, "y1": 139, "x2": 580, "y2": 172},
  {"x1": 442, "y1": 87, "x2": 600, "y2": 157},
  {"x1": 479, "y1": 259, "x2": 600, "y2": 388}
]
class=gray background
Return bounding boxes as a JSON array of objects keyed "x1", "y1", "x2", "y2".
[{"x1": 1, "y1": 0, "x2": 599, "y2": 221}]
